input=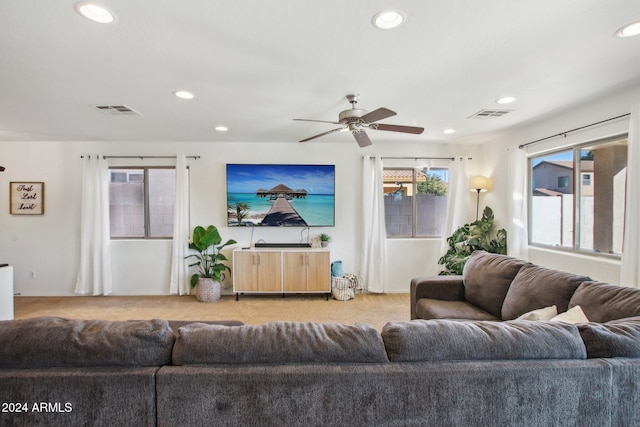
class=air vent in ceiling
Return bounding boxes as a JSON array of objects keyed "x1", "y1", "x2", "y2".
[
  {"x1": 92, "y1": 105, "x2": 141, "y2": 115},
  {"x1": 468, "y1": 109, "x2": 512, "y2": 119}
]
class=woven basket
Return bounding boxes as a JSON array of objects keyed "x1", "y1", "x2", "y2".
[
  {"x1": 331, "y1": 277, "x2": 356, "y2": 301},
  {"x1": 194, "y1": 278, "x2": 221, "y2": 302}
]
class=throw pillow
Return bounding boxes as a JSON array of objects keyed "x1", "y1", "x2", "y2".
[
  {"x1": 551, "y1": 305, "x2": 589, "y2": 324},
  {"x1": 516, "y1": 305, "x2": 558, "y2": 321}
]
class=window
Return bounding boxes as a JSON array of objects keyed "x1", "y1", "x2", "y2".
[
  {"x1": 558, "y1": 176, "x2": 570, "y2": 188},
  {"x1": 529, "y1": 135, "x2": 628, "y2": 256},
  {"x1": 109, "y1": 167, "x2": 184, "y2": 238},
  {"x1": 383, "y1": 167, "x2": 448, "y2": 238}
]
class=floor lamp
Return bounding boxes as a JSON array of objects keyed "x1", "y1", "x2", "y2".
[{"x1": 470, "y1": 175, "x2": 490, "y2": 220}]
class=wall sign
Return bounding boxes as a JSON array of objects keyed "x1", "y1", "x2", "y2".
[{"x1": 10, "y1": 182, "x2": 45, "y2": 215}]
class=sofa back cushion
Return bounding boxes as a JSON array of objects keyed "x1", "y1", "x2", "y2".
[
  {"x1": 578, "y1": 317, "x2": 640, "y2": 358},
  {"x1": 501, "y1": 265, "x2": 590, "y2": 320},
  {"x1": 381, "y1": 319, "x2": 586, "y2": 362},
  {"x1": 0, "y1": 316, "x2": 175, "y2": 368},
  {"x1": 463, "y1": 251, "x2": 530, "y2": 318},
  {"x1": 167, "y1": 319, "x2": 244, "y2": 334},
  {"x1": 569, "y1": 281, "x2": 640, "y2": 322},
  {"x1": 172, "y1": 321, "x2": 389, "y2": 365}
]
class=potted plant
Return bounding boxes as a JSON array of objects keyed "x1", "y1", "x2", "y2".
[
  {"x1": 318, "y1": 233, "x2": 331, "y2": 247},
  {"x1": 438, "y1": 206, "x2": 507, "y2": 275},
  {"x1": 185, "y1": 225, "x2": 237, "y2": 302}
]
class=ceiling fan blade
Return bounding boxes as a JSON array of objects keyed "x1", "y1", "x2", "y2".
[
  {"x1": 299, "y1": 127, "x2": 345, "y2": 142},
  {"x1": 353, "y1": 130, "x2": 372, "y2": 147},
  {"x1": 360, "y1": 107, "x2": 396, "y2": 123},
  {"x1": 294, "y1": 118, "x2": 342, "y2": 125},
  {"x1": 372, "y1": 123, "x2": 425, "y2": 134}
]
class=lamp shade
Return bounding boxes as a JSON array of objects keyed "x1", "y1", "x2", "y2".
[{"x1": 470, "y1": 175, "x2": 490, "y2": 192}]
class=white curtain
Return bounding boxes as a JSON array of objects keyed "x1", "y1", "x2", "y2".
[
  {"x1": 75, "y1": 155, "x2": 112, "y2": 295},
  {"x1": 621, "y1": 103, "x2": 640, "y2": 287},
  {"x1": 360, "y1": 155, "x2": 388, "y2": 293},
  {"x1": 507, "y1": 145, "x2": 529, "y2": 259},
  {"x1": 439, "y1": 153, "x2": 469, "y2": 259},
  {"x1": 170, "y1": 154, "x2": 191, "y2": 295}
]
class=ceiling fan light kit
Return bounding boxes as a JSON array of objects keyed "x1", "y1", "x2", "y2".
[{"x1": 294, "y1": 94, "x2": 424, "y2": 147}]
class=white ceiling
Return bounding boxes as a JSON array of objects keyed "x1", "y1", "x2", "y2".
[{"x1": 1, "y1": 0, "x2": 640, "y2": 145}]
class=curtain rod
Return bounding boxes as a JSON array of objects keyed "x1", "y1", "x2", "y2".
[
  {"x1": 518, "y1": 113, "x2": 630, "y2": 149},
  {"x1": 81, "y1": 155, "x2": 200, "y2": 159},
  {"x1": 365, "y1": 156, "x2": 457, "y2": 161}
]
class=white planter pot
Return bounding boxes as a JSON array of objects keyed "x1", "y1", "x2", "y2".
[{"x1": 194, "y1": 278, "x2": 221, "y2": 302}]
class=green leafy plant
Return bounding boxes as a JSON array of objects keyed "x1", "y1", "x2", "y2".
[
  {"x1": 417, "y1": 173, "x2": 448, "y2": 196},
  {"x1": 438, "y1": 206, "x2": 507, "y2": 275},
  {"x1": 318, "y1": 233, "x2": 331, "y2": 242},
  {"x1": 185, "y1": 225, "x2": 237, "y2": 288}
]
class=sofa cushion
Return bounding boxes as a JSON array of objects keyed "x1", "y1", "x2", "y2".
[
  {"x1": 167, "y1": 319, "x2": 243, "y2": 337},
  {"x1": 569, "y1": 281, "x2": 640, "y2": 322},
  {"x1": 463, "y1": 251, "x2": 530, "y2": 318},
  {"x1": 516, "y1": 305, "x2": 558, "y2": 321},
  {"x1": 416, "y1": 298, "x2": 499, "y2": 321},
  {"x1": 172, "y1": 321, "x2": 389, "y2": 365},
  {"x1": 501, "y1": 264, "x2": 590, "y2": 320},
  {"x1": 381, "y1": 319, "x2": 586, "y2": 362},
  {"x1": 551, "y1": 305, "x2": 589, "y2": 324},
  {"x1": 0, "y1": 316, "x2": 174, "y2": 368},
  {"x1": 578, "y1": 318, "x2": 640, "y2": 358}
]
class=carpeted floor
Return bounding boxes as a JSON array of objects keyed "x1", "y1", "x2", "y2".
[{"x1": 13, "y1": 293, "x2": 411, "y2": 332}]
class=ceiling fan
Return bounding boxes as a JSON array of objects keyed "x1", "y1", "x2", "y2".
[{"x1": 294, "y1": 94, "x2": 424, "y2": 147}]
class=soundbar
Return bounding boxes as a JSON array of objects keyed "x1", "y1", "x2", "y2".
[{"x1": 253, "y1": 243, "x2": 312, "y2": 248}]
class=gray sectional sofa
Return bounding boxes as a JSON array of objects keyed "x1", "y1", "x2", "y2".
[
  {"x1": 2, "y1": 310, "x2": 640, "y2": 426},
  {"x1": 411, "y1": 250, "x2": 640, "y2": 322}
]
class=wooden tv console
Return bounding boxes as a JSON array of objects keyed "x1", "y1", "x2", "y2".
[{"x1": 232, "y1": 247, "x2": 330, "y2": 300}]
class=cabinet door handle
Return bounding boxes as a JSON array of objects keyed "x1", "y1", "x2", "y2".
[{"x1": 257, "y1": 254, "x2": 261, "y2": 266}]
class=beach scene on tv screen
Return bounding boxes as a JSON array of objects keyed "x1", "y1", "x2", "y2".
[{"x1": 226, "y1": 164, "x2": 335, "y2": 227}]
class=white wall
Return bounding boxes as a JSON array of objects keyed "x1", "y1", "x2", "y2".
[
  {"x1": 0, "y1": 139, "x2": 481, "y2": 295},
  {"x1": 4, "y1": 82, "x2": 637, "y2": 295},
  {"x1": 482, "y1": 82, "x2": 640, "y2": 285}
]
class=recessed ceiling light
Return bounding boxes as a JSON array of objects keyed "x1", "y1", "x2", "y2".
[
  {"x1": 496, "y1": 96, "x2": 517, "y2": 105},
  {"x1": 75, "y1": 2, "x2": 115, "y2": 24},
  {"x1": 214, "y1": 126, "x2": 228, "y2": 132},
  {"x1": 615, "y1": 20, "x2": 640, "y2": 38},
  {"x1": 174, "y1": 90, "x2": 194, "y2": 100},
  {"x1": 372, "y1": 10, "x2": 406, "y2": 30},
  {"x1": 443, "y1": 129, "x2": 456, "y2": 135}
]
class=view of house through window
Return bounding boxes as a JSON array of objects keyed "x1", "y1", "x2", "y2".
[
  {"x1": 529, "y1": 135, "x2": 628, "y2": 255},
  {"x1": 109, "y1": 167, "x2": 179, "y2": 238},
  {"x1": 383, "y1": 167, "x2": 448, "y2": 238}
]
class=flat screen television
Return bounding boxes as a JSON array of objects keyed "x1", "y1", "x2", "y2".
[{"x1": 226, "y1": 164, "x2": 335, "y2": 227}]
